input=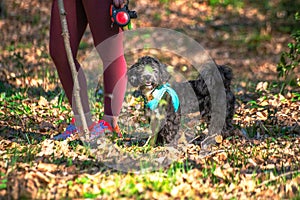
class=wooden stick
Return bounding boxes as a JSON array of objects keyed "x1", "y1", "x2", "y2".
[
  {"x1": 57, "y1": 0, "x2": 90, "y2": 141},
  {"x1": 257, "y1": 169, "x2": 300, "y2": 188}
]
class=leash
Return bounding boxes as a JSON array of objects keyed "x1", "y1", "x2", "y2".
[{"x1": 146, "y1": 83, "x2": 180, "y2": 112}]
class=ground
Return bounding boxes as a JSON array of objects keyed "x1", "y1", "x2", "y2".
[{"x1": 0, "y1": 0, "x2": 299, "y2": 199}]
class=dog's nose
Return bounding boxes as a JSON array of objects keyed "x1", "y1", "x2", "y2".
[{"x1": 144, "y1": 75, "x2": 152, "y2": 80}]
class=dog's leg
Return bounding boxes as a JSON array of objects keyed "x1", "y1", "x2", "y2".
[{"x1": 144, "y1": 110, "x2": 160, "y2": 146}]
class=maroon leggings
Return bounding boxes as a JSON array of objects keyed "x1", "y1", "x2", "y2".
[{"x1": 49, "y1": 0, "x2": 127, "y2": 116}]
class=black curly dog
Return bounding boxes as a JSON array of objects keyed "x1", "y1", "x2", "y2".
[{"x1": 127, "y1": 56, "x2": 235, "y2": 145}]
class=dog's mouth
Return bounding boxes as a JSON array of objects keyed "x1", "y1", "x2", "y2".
[
  {"x1": 142, "y1": 82, "x2": 156, "y2": 90},
  {"x1": 145, "y1": 82, "x2": 152, "y2": 87}
]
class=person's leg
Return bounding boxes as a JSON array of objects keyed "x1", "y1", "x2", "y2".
[
  {"x1": 49, "y1": 0, "x2": 91, "y2": 121},
  {"x1": 82, "y1": 0, "x2": 127, "y2": 129}
]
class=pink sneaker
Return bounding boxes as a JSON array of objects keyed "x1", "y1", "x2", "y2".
[
  {"x1": 53, "y1": 118, "x2": 77, "y2": 140},
  {"x1": 89, "y1": 120, "x2": 113, "y2": 140},
  {"x1": 112, "y1": 124, "x2": 123, "y2": 138},
  {"x1": 53, "y1": 119, "x2": 122, "y2": 141}
]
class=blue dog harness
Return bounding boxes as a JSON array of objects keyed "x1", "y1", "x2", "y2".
[{"x1": 146, "y1": 83, "x2": 180, "y2": 112}]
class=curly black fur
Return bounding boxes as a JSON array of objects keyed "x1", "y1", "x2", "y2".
[{"x1": 127, "y1": 56, "x2": 235, "y2": 145}]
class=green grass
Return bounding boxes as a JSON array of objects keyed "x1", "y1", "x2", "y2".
[
  {"x1": 0, "y1": 172, "x2": 7, "y2": 190},
  {"x1": 208, "y1": 0, "x2": 244, "y2": 8}
]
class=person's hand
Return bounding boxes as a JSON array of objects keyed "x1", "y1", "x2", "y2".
[{"x1": 113, "y1": 0, "x2": 125, "y2": 8}]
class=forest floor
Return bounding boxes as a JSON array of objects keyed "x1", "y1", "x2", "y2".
[{"x1": 0, "y1": 0, "x2": 299, "y2": 199}]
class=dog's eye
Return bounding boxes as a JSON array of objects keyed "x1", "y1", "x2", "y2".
[{"x1": 130, "y1": 76, "x2": 136, "y2": 82}]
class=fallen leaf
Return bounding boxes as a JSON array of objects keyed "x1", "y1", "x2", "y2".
[
  {"x1": 38, "y1": 96, "x2": 48, "y2": 107},
  {"x1": 37, "y1": 163, "x2": 57, "y2": 172},
  {"x1": 215, "y1": 135, "x2": 223, "y2": 143},
  {"x1": 213, "y1": 166, "x2": 226, "y2": 179}
]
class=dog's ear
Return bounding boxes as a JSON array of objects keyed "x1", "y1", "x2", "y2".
[
  {"x1": 158, "y1": 62, "x2": 170, "y2": 84},
  {"x1": 127, "y1": 64, "x2": 139, "y2": 87}
]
